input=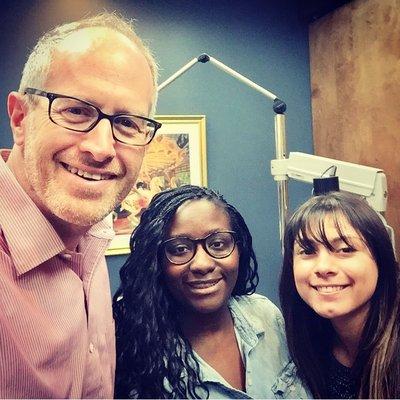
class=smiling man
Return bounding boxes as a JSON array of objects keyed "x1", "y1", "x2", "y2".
[{"x1": 0, "y1": 13, "x2": 160, "y2": 398}]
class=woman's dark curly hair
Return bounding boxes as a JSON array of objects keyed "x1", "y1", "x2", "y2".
[{"x1": 113, "y1": 185, "x2": 259, "y2": 398}]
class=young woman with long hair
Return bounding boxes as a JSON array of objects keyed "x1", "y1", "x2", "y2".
[
  {"x1": 114, "y1": 185, "x2": 308, "y2": 398},
  {"x1": 280, "y1": 191, "x2": 400, "y2": 399}
]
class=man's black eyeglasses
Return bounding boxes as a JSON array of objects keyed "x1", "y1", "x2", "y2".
[
  {"x1": 162, "y1": 231, "x2": 237, "y2": 265},
  {"x1": 24, "y1": 88, "x2": 162, "y2": 146}
]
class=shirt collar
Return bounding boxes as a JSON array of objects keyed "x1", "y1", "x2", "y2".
[
  {"x1": 195, "y1": 297, "x2": 265, "y2": 386},
  {"x1": 229, "y1": 296, "x2": 265, "y2": 339},
  {"x1": 87, "y1": 213, "x2": 115, "y2": 240},
  {"x1": 0, "y1": 150, "x2": 114, "y2": 275}
]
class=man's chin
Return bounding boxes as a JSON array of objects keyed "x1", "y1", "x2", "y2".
[
  {"x1": 61, "y1": 211, "x2": 108, "y2": 227},
  {"x1": 48, "y1": 200, "x2": 114, "y2": 228}
]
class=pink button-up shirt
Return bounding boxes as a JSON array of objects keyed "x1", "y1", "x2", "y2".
[{"x1": 0, "y1": 151, "x2": 116, "y2": 398}]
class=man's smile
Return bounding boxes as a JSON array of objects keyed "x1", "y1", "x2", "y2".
[{"x1": 61, "y1": 162, "x2": 117, "y2": 181}]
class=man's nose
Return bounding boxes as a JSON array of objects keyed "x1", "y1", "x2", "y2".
[
  {"x1": 189, "y1": 244, "x2": 216, "y2": 275},
  {"x1": 78, "y1": 118, "x2": 116, "y2": 162}
]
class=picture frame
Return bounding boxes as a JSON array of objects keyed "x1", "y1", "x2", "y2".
[{"x1": 106, "y1": 115, "x2": 207, "y2": 256}]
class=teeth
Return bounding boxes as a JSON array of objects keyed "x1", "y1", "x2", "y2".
[
  {"x1": 315, "y1": 285, "x2": 346, "y2": 293},
  {"x1": 83, "y1": 171, "x2": 102, "y2": 181},
  {"x1": 65, "y1": 164, "x2": 109, "y2": 181},
  {"x1": 188, "y1": 280, "x2": 220, "y2": 289}
]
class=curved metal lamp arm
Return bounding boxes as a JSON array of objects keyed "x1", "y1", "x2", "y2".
[{"x1": 158, "y1": 54, "x2": 288, "y2": 252}]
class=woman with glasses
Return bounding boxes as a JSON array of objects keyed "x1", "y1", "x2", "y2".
[
  {"x1": 113, "y1": 185, "x2": 309, "y2": 399},
  {"x1": 279, "y1": 191, "x2": 400, "y2": 399}
]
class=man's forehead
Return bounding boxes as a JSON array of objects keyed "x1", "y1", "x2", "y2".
[
  {"x1": 55, "y1": 27, "x2": 139, "y2": 56},
  {"x1": 43, "y1": 26, "x2": 154, "y2": 115}
]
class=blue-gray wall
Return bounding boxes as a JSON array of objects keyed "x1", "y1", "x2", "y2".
[{"x1": 0, "y1": 0, "x2": 313, "y2": 305}]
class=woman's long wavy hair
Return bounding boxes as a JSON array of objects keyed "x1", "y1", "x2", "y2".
[
  {"x1": 113, "y1": 185, "x2": 259, "y2": 398},
  {"x1": 279, "y1": 191, "x2": 400, "y2": 399}
]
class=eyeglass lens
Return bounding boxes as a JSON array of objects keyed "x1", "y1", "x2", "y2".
[
  {"x1": 164, "y1": 232, "x2": 236, "y2": 264},
  {"x1": 50, "y1": 97, "x2": 156, "y2": 145}
]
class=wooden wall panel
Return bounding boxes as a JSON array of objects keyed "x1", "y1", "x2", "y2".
[{"x1": 309, "y1": 0, "x2": 400, "y2": 254}]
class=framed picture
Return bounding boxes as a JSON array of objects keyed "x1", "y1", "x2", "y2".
[{"x1": 106, "y1": 115, "x2": 207, "y2": 256}]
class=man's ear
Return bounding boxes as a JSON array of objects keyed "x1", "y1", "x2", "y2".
[{"x1": 7, "y1": 91, "x2": 29, "y2": 146}]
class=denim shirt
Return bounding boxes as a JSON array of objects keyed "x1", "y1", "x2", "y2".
[{"x1": 192, "y1": 294, "x2": 311, "y2": 399}]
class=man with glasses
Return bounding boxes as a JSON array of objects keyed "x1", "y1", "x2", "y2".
[{"x1": 0, "y1": 12, "x2": 161, "y2": 398}]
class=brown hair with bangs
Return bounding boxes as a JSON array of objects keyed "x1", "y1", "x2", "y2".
[
  {"x1": 279, "y1": 191, "x2": 400, "y2": 398},
  {"x1": 294, "y1": 207, "x2": 363, "y2": 255}
]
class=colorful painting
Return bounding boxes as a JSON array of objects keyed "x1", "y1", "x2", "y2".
[{"x1": 106, "y1": 115, "x2": 207, "y2": 255}]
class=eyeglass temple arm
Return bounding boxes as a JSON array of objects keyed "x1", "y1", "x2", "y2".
[
  {"x1": 158, "y1": 54, "x2": 288, "y2": 254},
  {"x1": 25, "y1": 88, "x2": 47, "y2": 97}
]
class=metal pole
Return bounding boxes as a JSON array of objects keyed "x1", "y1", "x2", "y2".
[
  {"x1": 274, "y1": 113, "x2": 288, "y2": 253},
  {"x1": 207, "y1": 56, "x2": 277, "y2": 101},
  {"x1": 158, "y1": 57, "x2": 199, "y2": 91}
]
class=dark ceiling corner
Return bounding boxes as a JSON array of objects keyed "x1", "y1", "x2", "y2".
[{"x1": 297, "y1": 0, "x2": 352, "y2": 23}]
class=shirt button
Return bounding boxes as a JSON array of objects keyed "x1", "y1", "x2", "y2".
[
  {"x1": 89, "y1": 343, "x2": 95, "y2": 353},
  {"x1": 59, "y1": 252, "x2": 72, "y2": 261},
  {"x1": 247, "y1": 376, "x2": 252, "y2": 386}
]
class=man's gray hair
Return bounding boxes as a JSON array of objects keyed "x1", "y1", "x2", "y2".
[{"x1": 19, "y1": 12, "x2": 159, "y2": 115}]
